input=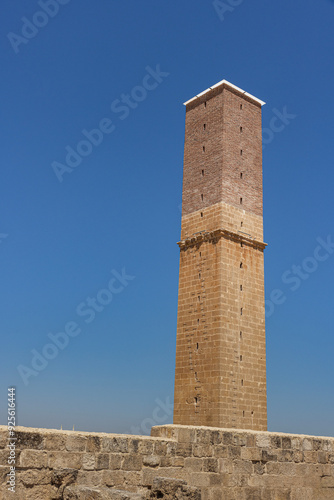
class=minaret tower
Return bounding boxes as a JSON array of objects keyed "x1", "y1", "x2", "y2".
[{"x1": 173, "y1": 80, "x2": 267, "y2": 431}]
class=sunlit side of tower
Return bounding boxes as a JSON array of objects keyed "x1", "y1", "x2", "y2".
[{"x1": 173, "y1": 80, "x2": 267, "y2": 430}]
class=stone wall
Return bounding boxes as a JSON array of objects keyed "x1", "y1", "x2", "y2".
[{"x1": 0, "y1": 424, "x2": 334, "y2": 499}]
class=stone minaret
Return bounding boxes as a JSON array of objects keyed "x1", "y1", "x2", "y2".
[{"x1": 173, "y1": 80, "x2": 267, "y2": 431}]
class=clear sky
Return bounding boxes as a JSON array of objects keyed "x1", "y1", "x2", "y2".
[{"x1": 1, "y1": 0, "x2": 333, "y2": 438}]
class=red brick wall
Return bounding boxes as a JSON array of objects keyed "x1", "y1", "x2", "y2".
[{"x1": 182, "y1": 84, "x2": 263, "y2": 217}]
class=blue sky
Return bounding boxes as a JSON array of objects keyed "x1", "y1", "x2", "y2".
[{"x1": 1, "y1": 0, "x2": 333, "y2": 437}]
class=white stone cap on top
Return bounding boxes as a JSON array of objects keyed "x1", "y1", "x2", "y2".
[{"x1": 183, "y1": 79, "x2": 266, "y2": 107}]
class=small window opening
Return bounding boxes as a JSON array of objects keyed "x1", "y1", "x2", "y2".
[
  {"x1": 201, "y1": 169, "x2": 204, "y2": 176},
  {"x1": 251, "y1": 411, "x2": 254, "y2": 416},
  {"x1": 240, "y1": 104, "x2": 243, "y2": 110},
  {"x1": 198, "y1": 296, "x2": 200, "y2": 302},
  {"x1": 240, "y1": 285, "x2": 243, "y2": 291},
  {"x1": 243, "y1": 411, "x2": 245, "y2": 417},
  {"x1": 240, "y1": 307, "x2": 243, "y2": 315},
  {"x1": 240, "y1": 126, "x2": 243, "y2": 133},
  {"x1": 201, "y1": 212, "x2": 203, "y2": 218},
  {"x1": 241, "y1": 379, "x2": 244, "y2": 386},
  {"x1": 240, "y1": 355, "x2": 243, "y2": 362},
  {"x1": 241, "y1": 221, "x2": 243, "y2": 227},
  {"x1": 195, "y1": 397, "x2": 198, "y2": 404},
  {"x1": 240, "y1": 197, "x2": 243, "y2": 205},
  {"x1": 240, "y1": 331, "x2": 243, "y2": 340},
  {"x1": 240, "y1": 149, "x2": 243, "y2": 156},
  {"x1": 204, "y1": 101, "x2": 207, "y2": 108},
  {"x1": 199, "y1": 252, "x2": 202, "y2": 257},
  {"x1": 203, "y1": 124, "x2": 206, "y2": 130},
  {"x1": 240, "y1": 242, "x2": 243, "y2": 247},
  {"x1": 201, "y1": 194, "x2": 204, "y2": 201},
  {"x1": 199, "y1": 272, "x2": 201, "y2": 279},
  {"x1": 203, "y1": 146, "x2": 205, "y2": 152},
  {"x1": 196, "y1": 343, "x2": 199, "y2": 350},
  {"x1": 240, "y1": 172, "x2": 243, "y2": 179},
  {"x1": 240, "y1": 262, "x2": 243, "y2": 268}
]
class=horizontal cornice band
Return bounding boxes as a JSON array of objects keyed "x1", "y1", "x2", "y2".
[{"x1": 177, "y1": 228, "x2": 267, "y2": 251}]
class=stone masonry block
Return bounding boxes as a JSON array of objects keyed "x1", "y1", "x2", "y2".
[
  {"x1": 96, "y1": 453, "x2": 110, "y2": 470},
  {"x1": 122, "y1": 455, "x2": 143, "y2": 471},
  {"x1": 142, "y1": 455, "x2": 159, "y2": 468},
  {"x1": 86, "y1": 436, "x2": 102, "y2": 453},
  {"x1": 19, "y1": 450, "x2": 48, "y2": 468},
  {"x1": 19, "y1": 469, "x2": 51, "y2": 487},
  {"x1": 66, "y1": 435, "x2": 87, "y2": 452},
  {"x1": 102, "y1": 437, "x2": 129, "y2": 454},
  {"x1": 44, "y1": 434, "x2": 66, "y2": 451},
  {"x1": 48, "y1": 451, "x2": 83, "y2": 469},
  {"x1": 83, "y1": 453, "x2": 96, "y2": 470},
  {"x1": 16, "y1": 431, "x2": 44, "y2": 450}
]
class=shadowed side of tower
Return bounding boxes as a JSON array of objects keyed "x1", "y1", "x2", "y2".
[{"x1": 173, "y1": 80, "x2": 267, "y2": 431}]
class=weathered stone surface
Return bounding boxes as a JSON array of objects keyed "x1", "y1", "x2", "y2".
[
  {"x1": 19, "y1": 469, "x2": 51, "y2": 486},
  {"x1": 44, "y1": 434, "x2": 66, "y2": 451},
  {"x1": 193, "y1": 444, "x2": 213, "y2": 458},
  {"x1": 138, "y1": 440, "x2": 154, "y2": 455},
  {"x1": 16, "y1": 431, "x2": 44, "y2": 450},
  {"x1": 76, "y1": 470, "x2": 103, "y2": 487},
  {"x1": 87, "y1": 436, "x2": 102, "y2": 453},
  {"x1": 102, "y1": 470, "x2": 141, "y2": 488},
  {"x1": 109, "y1": 454, "x2": 122, "y2": 470},
  {"x1": 64, "y1": 486, "x2": 102, "y2": 500},
  {"x1": 51, "y1": 468, "x2": 78, "y2": 488},
  {"x1": 83, "y1": 453, "x2": 96, "y2": 470},
  {"x1": 102, "y1": 437, "x2": 129, "y2": 454},
  {"x1": 108, "y1": 489, "x2": 143, "y2": 500},
  {"x1": 96, "y1": 453, "x2": 110, "y2": 470},
  {"x1": 48, "y1": 451, "x2": 83, "y2": 469},
  {"x1": 66, "y1": 435, "x2": 87, "y2": 452},
  {"x1": 0, "y1": 434, "x2": 7, "y2": 449},
  {"x1": 122, "y1": 455, "x2": 143, "y2": 471},
  {"x1": 148, "y1": 477, "x2": 201, "y2": 499},
  {"x1": 64, "y1": 485, "x2": 143, "y2": 499},
  {"x1": 24, "y1": 485, "x2": 56, "y2": 499},
  {"x1": 143, "y1": 455, "x2": 160, "y2": 467},
  {"x1": 19, "y1": 449, "x2": 48, "y2": 468}
]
